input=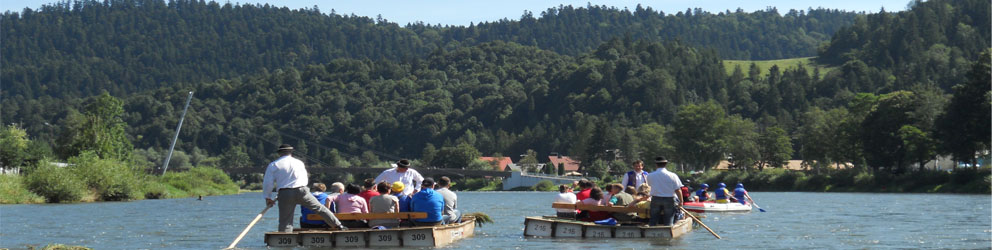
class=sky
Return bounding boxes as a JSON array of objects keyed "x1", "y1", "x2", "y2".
[{"x1": 1, "y1": 0, "x2": 913, "y2": 26}]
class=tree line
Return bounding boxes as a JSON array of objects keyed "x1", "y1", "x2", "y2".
[
  {"x1": 0, "y1": 0, "x2": 860, "y2": 99},
  {"x1": 0, "y1": 0, "x2": 988, "y2": 181}
]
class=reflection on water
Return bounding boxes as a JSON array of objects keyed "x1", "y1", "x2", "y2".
[{"x1": 1, "y1": 192, "x2": 989, "y2": 249}]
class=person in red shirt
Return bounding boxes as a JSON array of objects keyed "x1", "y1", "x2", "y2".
[
  {"x1": 358, "y1": 178, "x2": 380, "y2": 204},
  {"x1": 575, "y1": 180, "x2": 593, "y2": 201}
]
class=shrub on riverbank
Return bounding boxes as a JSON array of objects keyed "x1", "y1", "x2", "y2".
[
  {"x1": 159, "y1": 166, "x2": 239, "y2": 196},
  {"x1": 691, "y1": 167, "x2": 991, "y2": 193},
  {"x1": 68, "y1": 152, "x2": 141, "y2": 201},
  {"x1": 10, "y1": 158, "x2": 239, "y2": 203},
  {"x1": 24, "y1": 161, "x2": 87, "y2": 203},
  {"x1": 0, "y1": 174, "x2": 45, "y2": 204}
]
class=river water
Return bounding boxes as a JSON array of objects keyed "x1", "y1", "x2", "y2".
[{"x1": 1, "y1": 192, "x2": 989, "y2": 249}]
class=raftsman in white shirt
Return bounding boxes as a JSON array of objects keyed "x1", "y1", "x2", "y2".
[
  {"x1": 262, "y1": 155, "x2": 309, "y2": 199},
  {"x1": 373, "y1": 167, "x2": 423, "y2": 196},
  {"x1": 646, "y1": 167, "x2": 682, "y2": 198}
]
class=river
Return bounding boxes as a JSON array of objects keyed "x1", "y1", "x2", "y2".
[{"x1": 1, "y1": 192, "x2": 989, "y2": 249}]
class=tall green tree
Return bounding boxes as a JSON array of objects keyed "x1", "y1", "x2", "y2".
[
  {"x1": 56, "y1": 92, "x2": 133, "y2": 160},
  {"x1": 936, "y1": 50, "x2": 992, "y2": 167},
  {"x1": 756, "y1": 126, "x2": 793, "y2": 170},
  {"x1": 672, "y1": 101, "x2": 728, "y2": 171}
]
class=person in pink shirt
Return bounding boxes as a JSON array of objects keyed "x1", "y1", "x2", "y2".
[{"x1": 333, "y1": 183, "x2": 370, "y2": 228}]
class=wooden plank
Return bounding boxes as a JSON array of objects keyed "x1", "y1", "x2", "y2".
[
  {"x1": 401, "y1": 228, "x2": 436, "y2": 247},
  {"x1": 307, "y1": 212, "x2": 428, "y2": 221},
  {"x1": 264, "y1": 232, "x2": 299, "y2": 247},
  {"x1": 299, "y1": 232, "x2": 332, "y2": 247},
  {"x1": 368, "y1": 230, "x2": 401, "y2": 247},
  {"x1": 523, "y1": 218, "x2": 553, "y2": 237},
  {"x1": 551, "y1": 202, "x2": 648, "y2": 213},
  {"x1": 334, "y1": 231, "x2": 367, "y2": 247}
]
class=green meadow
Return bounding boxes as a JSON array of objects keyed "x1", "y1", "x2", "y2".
[{"x1": 723, "y1": 57, "x2": 837, "y2": 78}]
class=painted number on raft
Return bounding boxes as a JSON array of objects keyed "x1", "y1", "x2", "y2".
[
  {"x1": 344, "y1": 236, "x2": 360, "y2": 243},
  {"x1": 533, "y1": 224, "x2": 548, "y2": 231},
  {"x1": 310, "y1": 237, "x2": 325, "y2": 244},
  {"x1": 378, "y1": 235, "x2": 392, "y2": 241},
  {"x1": 277, "y1": 237, "x2": 292, "y2": 244},
  {"x1": 621, "y1": 231, "x2": 636, "y2": 237},
  {"x1": 411, "y1": 233, "x2": 427, "y2": 241},
  {"x1": 562, "y1": 227, "x2": 576, "y2": 234},
  {"x1": 593, "y1": 231, "x2": 606, "y2": 237}
]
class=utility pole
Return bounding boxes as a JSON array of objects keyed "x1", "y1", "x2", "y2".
[{"x1": 162, "y1": 91, "x2": 193, "y2": 175}]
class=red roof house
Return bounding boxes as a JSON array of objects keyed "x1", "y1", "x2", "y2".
[
  {"x1": 479, "y1": 156, "x2": 514, "y2": 171},
  {"x1": 548, "y1": 155, "x2": 581, "y2": 172}
]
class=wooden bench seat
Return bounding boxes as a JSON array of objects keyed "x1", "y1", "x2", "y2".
[
  {"x1": 307, "y1": 212, "x2": 428, "y2": 221},
  {"x1": 552, "y1": 202, "x2": 648, "y2": 214}
]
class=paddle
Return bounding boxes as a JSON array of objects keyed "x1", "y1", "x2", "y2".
[
  {"x1": 746, "y1": 194, "x2": 766, "y2": 212},
  {"x1": 225, "y1": 204, "x2": 273, "y2": 249},
  {"x1": 679, "y1": 206, "x2": 721, "y2": 239}
]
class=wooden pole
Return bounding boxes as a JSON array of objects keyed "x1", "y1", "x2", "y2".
[
  {"x1": 226, "y1": 205, "x2": 272, "y2": 249},
  {"x1": 680, "y1": 206, "x2": 721, "y2": 239}
]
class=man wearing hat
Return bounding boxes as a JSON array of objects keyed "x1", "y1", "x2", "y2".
[
  {"x1": 263, "y1": 144, "x2": 346, "y2": 232},
  {"x1": 645, "y1": 156, "x2": 683, "y2": 226},
  {"x1": 374, "y1": 159, "x2": 424, "y2": 196}
]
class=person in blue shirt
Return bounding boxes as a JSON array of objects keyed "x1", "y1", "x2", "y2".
[
  {"x1": 300, "y1": 183, "x2": 330, "y2": 228},
  {"x1": 695, "y1": 183, "x2": 710, "y2": 202},
  {"x1": 714, "y1": 183, "x2": 733, "y2": 203},
  {"x1": 410, "y1": 178, "x2": 444, "y2": 226},
  {"x1": 392, "y1": 182, "x2": 412, "y2": 212},
  {"x1": 734, "y1": 183, "x2": 751, "y2": 205}
]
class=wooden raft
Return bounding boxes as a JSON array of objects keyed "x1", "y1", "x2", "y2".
[{"x1": 266, "y1": 213, "x2": 475, "y2": 248}]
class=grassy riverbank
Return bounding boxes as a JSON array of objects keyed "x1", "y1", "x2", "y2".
[{"x1": 0, "y1": 157, "x2": 238, "y2": 204}]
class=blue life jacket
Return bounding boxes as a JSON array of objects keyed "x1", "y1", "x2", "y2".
[
  {"x1": 696, "y1": 189, "x2": 709, "y2": 201},
  {"x1": 300, "y1": 192, "x2": 328, "y2": 225},
  {"x1": 410, "y1": 188, "x2": 444, "y2": 223},
  {"x1": 397, "y1": 194, "x2": 412, "y2": 212},
  {"x1": 733, "y1": 187, "x2": 747, "y2": 202},
  {"x1": 715, "y1": 188, "x2": 729, "y2": 200}
]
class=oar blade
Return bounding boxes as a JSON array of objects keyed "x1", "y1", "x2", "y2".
[{"x1": 758, "y1": 208, "x2": 766, "y2": 212}]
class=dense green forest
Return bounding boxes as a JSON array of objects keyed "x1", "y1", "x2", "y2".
[
  {"x1": 0, "y1": 0, "x2": 861, "y2": 99},
  {"x1": 1, "y1": 0, "x2": 989, "y2": 183}
]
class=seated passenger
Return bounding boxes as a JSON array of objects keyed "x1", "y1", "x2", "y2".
[
  {"x1": 394, "y1": 182, "x2": 412, "y2": 212},
  {"x1": 695, "y1": 183, "x2": 710, "y2": 202},
  {"x1": 575, "y1": 180, "x2": 593, "y2": 201},
  {"x1": 369, "y1": 182, "x2": 400, "y2": 228},
  {"x1": 300, "y1": 183, "x2": 329, "y2": 228},
  {"x1": 579, "y1": 187, "x2": 610, "y2": 222},
  {"x1": 326, "y1": 182, "x2": 345, "y2": 212},
  {"x1": 435, "y1": 176, "x2": 461, "y2": 224},
  {"x1": 733, "y1": 183, "x2": 750, "y2": 205},
  {"x1": 358, "y1": 178, "x2": 380, "y2": 205},
  {"x1": 627, "y1": 191, "x2": 652, "y2": 223},
  {"x1": 607, "y1": 184, "x2": 635, "y2": 221},
  {"x1": 680, "y1": 179, "x2": 692, "y2": 203},
  {"x1": 410, "y1": 178, "x2": 444, "y2": 226},
  {"x1": 714, "y1": 183, "x2": 732, "y2": 203},
  {"x1": 553, "y1": 184, "x2": 577, "y2": 218},
  {"x1": 333, "y1": 183, "x2": 370, "y2": 228}
]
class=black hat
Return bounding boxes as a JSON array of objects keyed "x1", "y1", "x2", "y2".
[
  {"x1": 277, "y1": 144, "x2": 294, "y2": 152},
  {"x1": 397, "y1": 159, "x2": 411, "y2": 168},
  {"x1": 655, "y1": 156, "x2": 668, "y2": 164},
  {"x1": 422, "y1": 177, "x2": 435, "y2": 187}
]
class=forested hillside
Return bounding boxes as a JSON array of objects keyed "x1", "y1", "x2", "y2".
[
  {"x1": 0, "y1": 0, "x2": 859, "y2": 99},
  {"x1": 1, "y1": 0, "x2": 989, "y2": 177}
]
